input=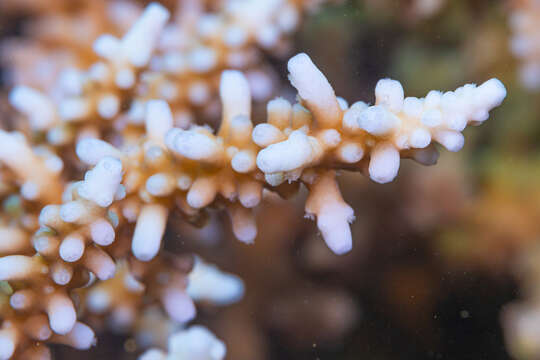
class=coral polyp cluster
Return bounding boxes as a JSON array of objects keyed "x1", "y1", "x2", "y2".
[
  {"x1": 69, "y1": 50, "x2": 506, "y2": 256},
  {"x1": 0, "y1": 1, "x2": 507, "y2": 359},
  {"x1": 254, "y1": 53, "x2": 505, "y2": 252}
]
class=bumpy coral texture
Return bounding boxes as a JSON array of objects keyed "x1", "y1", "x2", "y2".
[{"x1": 0, "y1": 1, "x2": 506, "y2": 359}]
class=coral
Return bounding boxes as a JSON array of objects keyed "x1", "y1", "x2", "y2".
[
  {"x1": 1, "y1": 0, "x2": 141, "y2": 92},
  {"x1": 509, "y1": 0, "x2": 540, "y2": 89},
  {"x1": 74, "y1": 50, "x2": 506, "y2": 256},
  {"x1": 254, "y1": 53, "x2": 505, "y2": 253},
  {"x1": 502, "y1": 245, "x2": 540, "y2": 360},
  {"x1": 139, "y1": 325, "x2": 226, "y2": 360},
  {"x1": 0, "y1": 131, "x2": 63, "y2": 203},
  {"x1": 186, "y1": 257, "x2": 244, "y2": 305},
  {"x1": 5, "y1": 0, "x2": 327, "y2": 147},
  {"x1": 0, "y1": 1, "x2": 508, "y2": 359}
]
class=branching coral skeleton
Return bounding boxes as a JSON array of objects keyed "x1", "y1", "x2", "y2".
[
  {"x1": 0, "y1": 1, "x2": 507, "y2": 359},
  {"x1": 73, "y1": 53, "x2": 506, "y2": 255}
]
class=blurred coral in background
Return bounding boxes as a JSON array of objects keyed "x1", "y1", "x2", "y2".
[{"x1": 0, "y1": 0, "x2": 539, "y2": 360}]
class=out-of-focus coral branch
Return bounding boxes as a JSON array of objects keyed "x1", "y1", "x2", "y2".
[
  {"x1": 139, "y1": 325, "x2": 226, "y2": 360},
  {"x1": 509, "y1": 0, "x2": 540, "y2": 89}
]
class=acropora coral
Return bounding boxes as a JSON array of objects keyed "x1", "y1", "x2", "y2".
[{"x1": 0, "y1": 1, "x2": 507, "y2": 359}]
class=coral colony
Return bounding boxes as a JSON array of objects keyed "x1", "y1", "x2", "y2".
[{"x1": 0, "y1": 1, "x2": 506, "y2": 359}]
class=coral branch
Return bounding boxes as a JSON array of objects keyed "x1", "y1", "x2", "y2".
[{"x1": 0, "y1": 2, "x2": 507, "y2": 358}]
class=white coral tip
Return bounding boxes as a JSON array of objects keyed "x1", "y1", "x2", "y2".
[
  {"x1": 0, "y1": 332, "x2": 15, "y2": 359},
  {"x1": 59, "y1": 235, "x2": 85, "y2": 262},
  {"x1": 369, "y1": 142, "x2": 400, "y2": 184},
  {"x1": 476, "y1": 78, "x2": 507, "y2": 110},
  {"x1": 162, "y1": 288, "x2": 196, "y2": 323},
  {"x1": 220, "y1": 70, "x2": 251, "y2": 121},
  {"x1": 146, "y1": 100, "x2": 174, "y2": 143},
  {"x1": 47, "y1": 294, "x2": 76, "y2": 335},
  {"x1": 93, "y1": 34, "x2": 120, "y2": 59},
  {"x1": 121, "y1": 3, "x2": 170, "y2": 67},
  {"x1": 409, "y1": 128, "x2": 432, "y2": 148},
  {"x1": 66, "y1": 322, "x2": 96, "y2": 350},
  {"x1": 358, "y1": 105, "x2": 399, "y2": 136},
  {"x1": 78, "y1": 157, "x2": 123, "y2": 207},
  {"x1": 187, "y1": 258, "x2": 245, "y2": 305},
  {"x1": 231, "y1": 150, "x2": 256, "y2": 173},
  {"x1": 168, "y1": 326, "x2": 226, "y2": 360},
  {"x1": 317, "y1": 208, "x2": 354, "y2": 255},
  {"x1": 9, "y1": 86, "x2": 56, "y2": 130},
  {"x1": 287, "y1": 53, "x2": 341, "y2": 127},
  {"x1": 166, "y1": 129, "x2": 223, "y2": 163},
  {"x1": 132, "y1": 204, "x2": 168, "y2": 261},
  {"x1": 434, "y1": 130, "x2": 465, "y2": 152},
  {"x1": 375, "y1": 78, "x2": 404, "y2": 112},
  {"x1": 256, "y1": 130, "x2": 316, "y2": 173},
  {"x1": 139, "y1": 349, "x2": 166, "y2": 360},
  {"x1": 252, "y1": 123, "x2": 284, "y2": 147}
]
